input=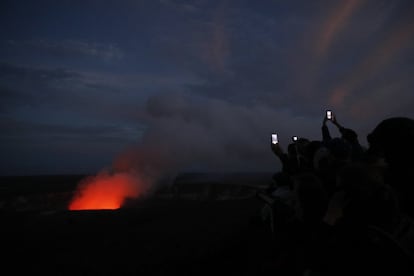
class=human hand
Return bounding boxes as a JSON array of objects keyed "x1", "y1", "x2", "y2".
[{"x1": 271, "y1": 141, "x2": 283, "y2": 156}]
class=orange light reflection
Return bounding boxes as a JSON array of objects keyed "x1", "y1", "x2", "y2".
[{"x1": 68, "y1": 172, "x2": 139, "y2": 210}]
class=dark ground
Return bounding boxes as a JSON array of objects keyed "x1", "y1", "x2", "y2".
[{"x1": 0, "y1": 175, "x2": 288, "y2": 276}]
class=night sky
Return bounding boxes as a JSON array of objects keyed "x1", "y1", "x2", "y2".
[{"x1": 1, "y1": 0, "x2": 414, "y2": 176}]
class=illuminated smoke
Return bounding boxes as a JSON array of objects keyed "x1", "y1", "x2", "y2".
[
  {"x1": 66, "y1": 91, "x2": 321, "y2": 211},
  {"x1": 68, "y1": 171, "x2": 145, "y2": 210}
]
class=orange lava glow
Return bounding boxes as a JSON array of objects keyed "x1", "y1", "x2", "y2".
[{"x1": 68, "y1": 172, "x2": 140, "y2": 210}]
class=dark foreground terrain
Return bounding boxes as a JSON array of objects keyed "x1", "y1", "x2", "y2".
[{"x1": 0, "y1": 174, "x2": 284, "y2": 276}]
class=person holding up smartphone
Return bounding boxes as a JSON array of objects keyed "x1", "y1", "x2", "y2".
[
  {"x1": 322, "y1": 109, "x2": 364, "y2": 161},
  {"x1": 322, "y1": 110, "x2": 334, "y2": 142},
  {"x1": 271, "y1": 133, "x2": 302, "y2": 174}
]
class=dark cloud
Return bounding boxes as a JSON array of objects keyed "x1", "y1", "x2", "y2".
[
  {"x1": 159, "y1": 0, "x2": 204, "y2": 13},
  {"x1": 0, "y1": 62, "x2": 85, "y2": 114},
  {"x1": 0, "y1": 117, "x2": 143, "y2": 139},
  {"x1": 0, "y1": 62, "x2": 80, "y2": 80},
  {"x1": 1, "y1": 0, "x2": 414, "y2": 175},
  {"x1": 0, "y1": 117, "x2": 147, "y2": 175},
  {"x1": 0, "y1": 86, "x2": 35, "y2": 113},
  {"x1": 4, "y1": 39, "x2": 123, "y2": 61},
  {"x1": 105, "y1": 0, "x2": 414, "y2": 180},
  {"x1": 0, "y1": 62, "x2": 86, "y2": 112},
  {"x1": 0, "y1": 63, "x2": 133, "y2": 115}
]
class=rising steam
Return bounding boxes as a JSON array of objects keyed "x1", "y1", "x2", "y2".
[
  {"x1": 68, "y1": 171, "x2": 146, "y2": 210},
  {"x1": 67, "y1": 92, "x2": 322, "y2": 210}
]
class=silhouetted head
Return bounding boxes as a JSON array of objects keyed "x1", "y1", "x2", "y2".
[
  {"x1": 313, "y1": 146, "x2": 331, "y2": 171},
  {"x1": 326, "y1": 137, "x2": 352, "y2": 161},
  {"x1": 367, "y1": 117, "x2": 414, "y2": 170}
]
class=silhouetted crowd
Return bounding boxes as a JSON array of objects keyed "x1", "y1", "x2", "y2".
[{"x1": 257, "y1": 112, "x2": 414, "y2": 275}]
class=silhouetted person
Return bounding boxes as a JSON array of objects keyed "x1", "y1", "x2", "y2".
[
  {"x1": 366, "y1": 117, "x2": 414, "y2": 218},
  {"x1": 271, "y1": 140, "x2": 300, "y2": 174},
  {"x1": 322, "y1": 112, "x2": 364, "y2": 161},
  {"x1": 309, "y1": 162, "x2": 414, "y2": 276},
  {"x1": 271, "y1": 137, "x2": 313, "y2": 175}
]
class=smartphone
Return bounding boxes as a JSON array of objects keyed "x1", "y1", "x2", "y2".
[
  {"x1": 326, "y1": 110, "x2": 333, "y2": 120},
  {"x1": 271, "y1": 133, "x2": 278, "y2": 144},
  {"x1": 292, "y1": 136, "x2": 298, "y2": 142}
]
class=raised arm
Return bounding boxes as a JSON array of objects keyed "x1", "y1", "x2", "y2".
[{"x1": 322, "y1": 114, "x2": 332, "y2": 143}]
